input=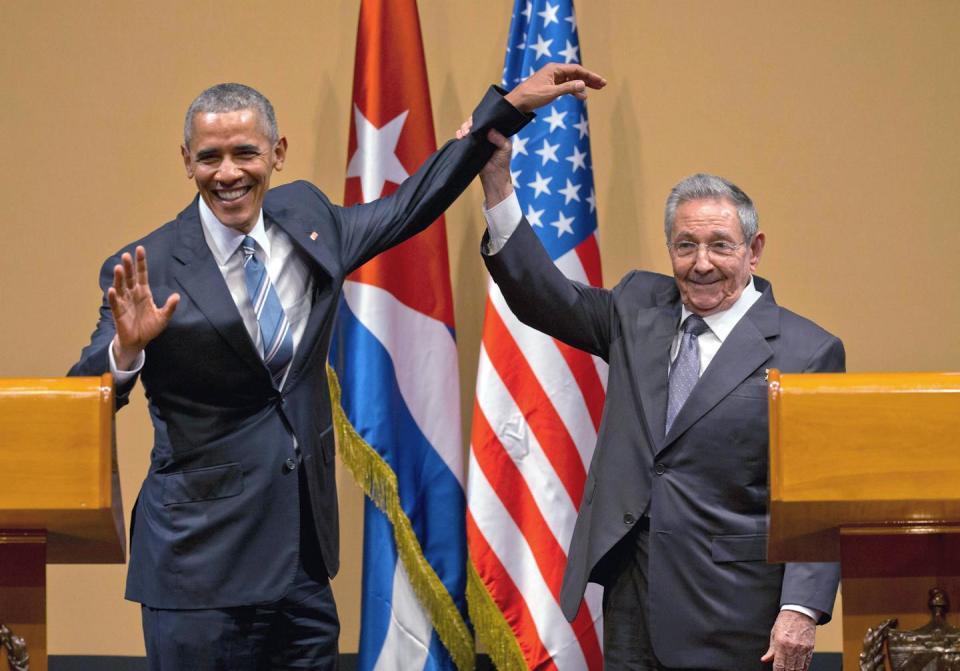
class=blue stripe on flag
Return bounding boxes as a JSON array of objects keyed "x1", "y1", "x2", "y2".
[
  {"x1": 357, "y1": 499, "x2": 396, "y2": 669},
  {"x1": 329, "y1": 298, "x2": 467, "y2": 612}
]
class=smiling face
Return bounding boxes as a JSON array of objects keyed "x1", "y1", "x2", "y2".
[
  {"x1": 181, "y1": 108, "x2": 286, "y2": 234},
  {"x1": 669, "y1": 197, "x2": 765, "y2": 316}
]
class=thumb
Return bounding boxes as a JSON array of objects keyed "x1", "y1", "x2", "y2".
[
  {"x1": 161, "y1": 293, "x2": 181, "y2": 321},
  {"x1": 486, "y1": 129, "x2": 510, "y2": 150},
  {"x1": 760, "y1": 643, "x2": 775, "y2": 663}
]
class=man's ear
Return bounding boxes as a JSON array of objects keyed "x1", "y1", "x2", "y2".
[
  {"x1": 273, "y1": 136, "x2": 288, "y2": 171},
  {"x1": 749, "y1": 231, "x2": 766, "y2": 271},
  {"x1": 181, "y1": 144, "x2": 194, "y2": 179}
]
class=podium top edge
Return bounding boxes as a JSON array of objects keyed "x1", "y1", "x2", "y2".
[
  {"x1": 0, "y1": 375, "x2": 113, "y2": 394},
  {"x1": 770, "y1": 371, "x2": 960, "y2": 393}
]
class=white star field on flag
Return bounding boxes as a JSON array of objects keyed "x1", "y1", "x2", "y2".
[{"x1": 501, "y1": 0, "x2": 598, "y2": 260}]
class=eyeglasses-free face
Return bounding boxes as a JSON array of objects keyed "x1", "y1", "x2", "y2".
[{"x1": 668, "y1": 197, "x2": 765, "y2": 316}]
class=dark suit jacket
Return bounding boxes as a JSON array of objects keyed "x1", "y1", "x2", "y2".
[
  {"x1": 484, "y1": 220, "x2": 844, "y2": 670},
  {"x1": 68, "y1": 87, "x2": 528, "y2": 610}
]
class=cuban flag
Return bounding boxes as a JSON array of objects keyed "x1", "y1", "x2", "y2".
[
  {"x1": 466, "y1": 0, "x2": 607, "y2": 669},
  {"x1": 328, "y1": 1, "x2": 471, "y2": 669}
]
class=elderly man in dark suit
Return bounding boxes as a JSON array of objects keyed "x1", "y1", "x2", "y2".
[
  {"x1": 69, "y1": 65, "x2": 605, "y2": 670},
  {"x1": 471, "y1": 127, "x2": 843, "y2": 671}
]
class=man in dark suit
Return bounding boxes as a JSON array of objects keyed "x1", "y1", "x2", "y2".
[
  {"x1": 69, "y1": 65, "x2": 604, "y2": 669},
  {"x1": 472, "y1": 129, "x2": 843, "y2": 671}
]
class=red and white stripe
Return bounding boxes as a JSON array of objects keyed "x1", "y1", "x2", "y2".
[{"x1": 468, "y1": 238, "x2": 606, "y2": 670}]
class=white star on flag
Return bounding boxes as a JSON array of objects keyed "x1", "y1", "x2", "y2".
[
  {"x1": 530, "y1": 34, "x2": 553, "y2": 59},
  {"x1": 566, "y1": 4, "x2": 578, "y2": 32},
  {"x1": 586, "y1": 187, "x2": 597, "y2": 212},
  {"x1": 559, "y1": 178, "x2": 582, "y2": 204},
  {"x1": 538, "y1": 1, "x2": 559, "y2": 27},
  {"x1": 526, "y1": 204, "x2": 545, "y2": 227},
  {"x1": 573, "y1": 113, "x2": 589, "y2": 139},
  {"x1": 544, "y1": 106, "x2": 568, "y2": 132},
  {"x1": 512, "y1": 135, "x2": 529, "y2": 157},
  {"x1": 521, "y1": 1, "x2": 532, "y2": 20},
  {"x1": 346, "y1": 106, "x2": 409, "y2": 203},
  {"x1": 566, "y1": 146, "x2": 587, "y2": 172},
  {"x1": 535, "y1": 138, "x2": 560, "y2": 165},
  {"x1": 528, "y1": 171, "x2": 552, "y2": 198},
  {"x1": 550, "y1": 210, "x2": 575, "y2": 236},
  {"x1": 559, "y1": 40, "x2": 580, "y2": 64},
  {"x1": 511, "y1": 169, "x2": 522, "y2": 188}
]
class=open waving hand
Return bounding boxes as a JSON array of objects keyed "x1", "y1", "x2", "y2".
[{"x1": 107, "y1": 246, "x2": 179, "y2": 369}]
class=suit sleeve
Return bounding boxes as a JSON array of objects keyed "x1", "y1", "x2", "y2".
[
  {"x1": 482, "y1": 217, "x2": 614, "y2": 360},
  {"x1": 68, "y1": 253, "x2": 138, "y2": 409},
  {"x1": 779, "y1": 335, "x2": 846, "y2": 623},
  {"x1": 333, "y1": 86, "x2": 532, "y2": 274}
]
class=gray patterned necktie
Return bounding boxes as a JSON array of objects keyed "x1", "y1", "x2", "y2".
[
  {"x1": 240, "y1": 236, "x2": 294, "y2": 388},
  {"x1": 666, "y1": 314, "x2": 710, "y2": 433}
]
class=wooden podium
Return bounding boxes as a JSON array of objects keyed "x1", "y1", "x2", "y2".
[
  {"x1": 0, "y1": 375, "x2": 125, "y2": 671},
  {"x1": 767, "y1": 370, "x2": 960, "y2": 670}
]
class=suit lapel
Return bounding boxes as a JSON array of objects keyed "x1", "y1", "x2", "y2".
[
  {"x1": 660, "y1": 282, "x2": 780, "y2": 449},
  {"x1": 631, "y1": 286, "x2": 681, "y2": 451},
  {"x1": 264, "y1": 203, "x2": 337, "y2": 383},
  {"x1": 170, "y1": 199, "x2": 267, "y2": 378}
]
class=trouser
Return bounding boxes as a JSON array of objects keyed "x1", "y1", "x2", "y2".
[
  {"x1": 601, "y1": 519, "x2": 718, "y2": 671},
  {"x1": 142, "y1": 469, "x2": 339, "y2": 671}
]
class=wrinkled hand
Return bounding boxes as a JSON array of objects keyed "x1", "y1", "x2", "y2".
[
  {"x1": 505, "y1": 62, "x2": 606, "y2": 113},
  {"x1": 761, "y1": 610, "x2": 816, "y2": 671},
  {"x1": 457, "y1": 116, "x2": 514, "y2": 208},
  {"x1": 108, "y1": 245, "x2": 179, "y2": 369},
  {"x1": 478, "y1": 129, "x2": 514, "y2": 207}
]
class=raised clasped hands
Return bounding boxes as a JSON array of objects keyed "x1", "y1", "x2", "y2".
[
  {"x1": 108, "y1": 245, "x2": 180, "y2": 369},
  {"x1": 455, "y1": 63, "x2": 605, "y2": 208}
]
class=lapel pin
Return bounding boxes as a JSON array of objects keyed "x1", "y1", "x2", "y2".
[
  {"x1": 764, "y1": 368, "x2": 770, "y2": 382},
  {"x1": 309, "y1": 231, "x2": 319, "y2": 241}
]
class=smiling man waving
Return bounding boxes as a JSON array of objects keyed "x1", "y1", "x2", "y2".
[{"x1": 70, "y1": 65, "x2": 605, "y2": 671}]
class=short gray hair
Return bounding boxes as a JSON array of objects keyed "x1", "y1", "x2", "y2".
[
  {"x1": 663, "y1": 173, "x2": 759, "y2": 242},
  {"x1": 183, "y1": 83, "x2": 278, "y2": 148}
]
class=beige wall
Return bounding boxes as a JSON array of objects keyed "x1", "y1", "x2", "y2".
[{"x1": 2, "y1": 0, "x2": 958, "y2": 657}]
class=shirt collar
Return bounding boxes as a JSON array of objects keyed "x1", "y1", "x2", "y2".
[
  {"x1": 680, "y1": 276, "x2": 762, "y2": 342},
  {"x1": 198, "y1": 196, "x2": 270, "y2": 264}
]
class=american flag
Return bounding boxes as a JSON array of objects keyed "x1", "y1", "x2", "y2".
[
  {"x1": 466, "y1": 1, "x2": 607, "y2": 668},
  {"x1": 329, "y1": 0, "x2": 471, "y2": 668}
]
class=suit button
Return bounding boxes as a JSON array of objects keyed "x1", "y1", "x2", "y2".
[
  {"x1": 623, "y1": 513, "x2": 635, "y2": 525},
  {"x1": 284, "y1": 458, "x2": 297, "y2": 472},
  {"x1": 654, "y1": 463, "x2": 667, "y2": 475}
]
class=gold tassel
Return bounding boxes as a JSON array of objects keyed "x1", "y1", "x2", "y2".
[
  {"x1": 327, "y1": 364, "x2": 475, "y2": 671},
  {"x1": 467, "y1": 561, "x2": 528, "y2": 671}
]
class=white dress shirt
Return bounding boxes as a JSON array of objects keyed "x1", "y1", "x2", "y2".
[
  {"x1": 670, "y1": 279, "x2": 761, "y2": 374},
  {"x1": 482, "y1": 191, "x2": 820, "y2": 623},
  {"x1": 110, "y1": 198, "x2": 313, "y2": 387}
]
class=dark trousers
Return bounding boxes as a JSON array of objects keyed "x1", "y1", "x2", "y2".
[
  {"x1": 142, "y1": 471, "x2": 339, "y2": 671},
  {"x1": 601, "y1": 521, "x2": 716, "y2": 671}
]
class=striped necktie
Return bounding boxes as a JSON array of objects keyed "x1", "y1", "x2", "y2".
[
  {"x1": 666, "y1": 314, "x2": 710, "y2": 433},
  {"x1": 240, "y1": 236, "x2": 294, "y2": 388}
]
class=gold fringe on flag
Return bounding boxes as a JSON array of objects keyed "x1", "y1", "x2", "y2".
[
  {"x1": 466, "y1": 560, "x2": 528, "y2": 671},
  {"x1": 326, "y1": 364, "x2": 475, "y2": 671}
]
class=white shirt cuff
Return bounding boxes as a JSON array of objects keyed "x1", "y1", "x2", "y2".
[
  {"x1": 482, "y1": 191, "x2": 522, "y2": 254},
  {"x1": 780, "y1": 604, "x2": 821, "y2": 622},
  {"x1": 108, "y1": 337, "x2": 145, "y2": 384}
]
